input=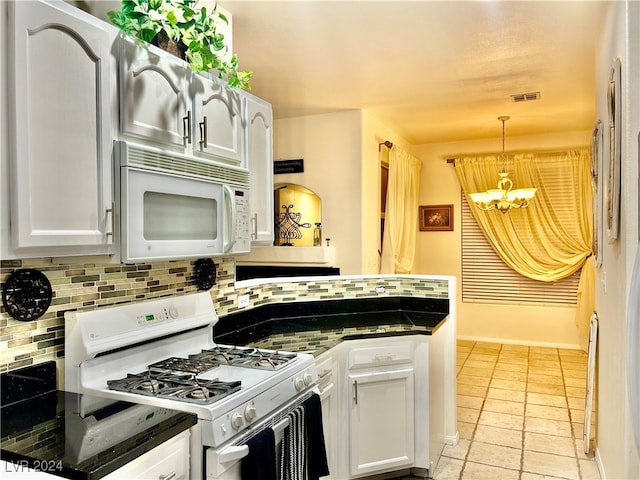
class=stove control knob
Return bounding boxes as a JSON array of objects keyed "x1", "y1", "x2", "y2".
[
  {"x1": 294, "y1": 377, "x2": 305, "y2": 391},
  {"x1": 231, "y1": 412, "x2": 244, "y2": 430},
  {"x1": 303, "y1": 373, "x2": 314, "y2": 386},
  {"x1": 245, "y1": 404, "x2": 257, "y2": 422}
]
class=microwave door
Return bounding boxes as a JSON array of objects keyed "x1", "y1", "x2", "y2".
[{"x1": 121, "y1": 168, "x2": 224, "y2": 262}]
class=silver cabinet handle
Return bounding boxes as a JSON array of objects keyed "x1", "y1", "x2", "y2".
[
  {"x1": 105, "y1": 202, "x2": 114, "y2": 238},
  {"x1": 159, "y1": 472, "x2": 176, "y2": 480},
  {"x1": 183, "y1": 111, "x2": 192, "y2": 145},
  {"x1": 354, "y1": 380, "x2": 358, "y2": 405},
  {"x1": 199, "y1": 116, "x2": 208, "y2": 150}
]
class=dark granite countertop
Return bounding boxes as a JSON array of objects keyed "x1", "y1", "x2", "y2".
[
  {"x1": 214, "y1": 296, "x2": 450, "y2": 356},
  {"x1": 1, "y1": 362, "x2": 196, "y2": 480}
]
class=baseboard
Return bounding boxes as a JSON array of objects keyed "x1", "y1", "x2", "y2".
[
  {"x1": 595, "y1": 446, "x2": 606, "y2": 479},
  {"x1": 456, "y1": 335, "x2": 583, "y2": 351}
]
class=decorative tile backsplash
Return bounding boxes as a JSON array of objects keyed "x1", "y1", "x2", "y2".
[{"x1": 0, "y1": 257, "x2": 449, "y2": 373}]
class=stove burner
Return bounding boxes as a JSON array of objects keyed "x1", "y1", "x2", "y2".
[
  {"x1": 148, "y1": 356, "x2": 218, "y2": 374},
  {"x1": 191, "y1": 346, "x2": 297, "y2": 371},
  {"x1": 107, "y1": 372, "x2": 241, "y2": 405}
]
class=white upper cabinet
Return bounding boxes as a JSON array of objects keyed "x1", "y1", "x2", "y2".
[
  {"x1": 119, "y1": 36, "x2": 191, "y2": 150},
  {"x1": 7, "y1": 0, "x2": 114, "y2": 256},
  {"x1": 242, "y1": 92, "x2": 274, "y2": 245},
  {"x1": 192, "y1": 74, "x2": 245, "y2": 167},
  {"x1": 119, "y1": 37, "x2": 246, "y2": 169}
]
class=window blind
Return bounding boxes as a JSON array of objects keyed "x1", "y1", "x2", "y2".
[{"x1": 461, "y1": 192, "x2": 581, "y2": 306}]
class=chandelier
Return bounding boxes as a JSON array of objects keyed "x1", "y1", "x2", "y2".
[{"x1": 469, "y1": 116, "x2": 537, "y2": 214}]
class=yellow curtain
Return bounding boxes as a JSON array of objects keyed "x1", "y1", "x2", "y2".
[
  {"x1": 380, "y1": 146, "x2": 422, "y2": 274},
  {"x1": 454, "y1": 150, "x2": 594, "y2": 348}
]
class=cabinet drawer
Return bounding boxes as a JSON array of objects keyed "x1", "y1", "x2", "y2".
[
  {"x1": 316, "y1": 355, "x2": 333, "y2": 381},
  {"x1": 348, "y1": 343, "x2": 412, "y2": 369}
]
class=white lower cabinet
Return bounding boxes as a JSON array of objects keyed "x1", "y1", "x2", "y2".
[
  {"x1": 316, "y1": 352, "x2": 337, "y2": 479},
  {"x1": 348, "y1": 367, "x2": 414, "y2": 477},
  {"x1": 104, "y1": 429, "x2": 190, "y2": 479}
]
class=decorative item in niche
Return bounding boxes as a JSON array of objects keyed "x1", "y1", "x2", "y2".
[
  {"x1": 274, "y1": 184, "x2": 321, "y2": 246},
  {"x1": 419, "y1": 204, "x2": 453, "y2": 231},
  {"x1": 276, "y1": 204, "x2": 312, "y2": 246},
  {"x1": 193, "y1": 258, "x2": 217, "y2": 290},
  {"x1": 606, "y1": 57, "x2": 622, "y2": 243},
  {"x1": 107, "y1": 0, "x2": 252, "y2": 89},
  {"x1": 591, "y1": 120, "x2": 603, "y2": 268},
  {"x1": 2, "y1": 269, "x2": 53, "y2": 321}
]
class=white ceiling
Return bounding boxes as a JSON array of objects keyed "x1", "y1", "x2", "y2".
[{"x1": 219, "y1": 0, "x2": 608, "y2": 144}]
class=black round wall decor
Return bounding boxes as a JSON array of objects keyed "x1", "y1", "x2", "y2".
[
  {"x1": 194, "y1": 258, "x2": 217, "y2": 290},
  {"x1": 2, "y1": 268, "x2": 53, "y2": 321}
]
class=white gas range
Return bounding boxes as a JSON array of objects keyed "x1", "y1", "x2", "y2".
[{"x1": 64, "y1": 292, "x2": 318, "y2": 479}]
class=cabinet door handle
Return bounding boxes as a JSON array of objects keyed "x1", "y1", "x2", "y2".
[
  {"x1": 105, "y1": 202, "x2": 114, "y2": 239},
  {"x1": 159, "y1": 472, "x2": 176, "y2": 480},
  {"x1": 199, "y1": 116, "x2": 208, "y2": 150},
  {"x1": 183, "y1": 110, "x2": 192, "y2": 145},
  {"x1": 353, "y1": 380, "x2": 358, "y2": 405}
]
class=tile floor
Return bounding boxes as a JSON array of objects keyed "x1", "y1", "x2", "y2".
[{"x1": 395, "y1": 340, "x2": 600, "y2": 480}]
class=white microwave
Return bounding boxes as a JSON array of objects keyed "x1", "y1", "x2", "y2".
[{"x1": 114, "y1": 141, "x2": 251, "y2": 263}]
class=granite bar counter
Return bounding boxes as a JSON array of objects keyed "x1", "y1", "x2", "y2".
[
  {"x1": 1, "y1": 362, "x2": 196, "y2": 480},
  {"x1": 214, "y1": 296, "x2": 450, "y2": 356}
]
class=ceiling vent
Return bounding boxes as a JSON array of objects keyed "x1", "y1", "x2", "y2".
[{"x1": 511, "y1": 92, "x2": 541, "y2": 103}]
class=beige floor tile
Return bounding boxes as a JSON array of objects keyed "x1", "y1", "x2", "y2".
[
  {"x1": 526, "y1": 404, "x2": 571, "y2": 422},
  {"x1": 457, "y1": 366, "x2": 463, "y2": 376},
  {"x1": 465, "y1": 359, "x2": 498, "y2": 370},
  {"x1": 478, "y1": 410, "x2": 524, "y2": 430},
  {"x1": 497, "y1": 355, "x2": 529, "y2": 366},
  {"x1": 467, "y1": 442, "x2": 521, "y2": 470},
  {"x1": 572, "y1": 422, "x2": 584, "y2": 439},
  {"x1": 460, "y1": 366, "x2": 494, "y2": 378},
  {"x1": 457, "y1": 339, "x2": 476, "y2": 348},
  {"x1": 529, "y1": 359, "x2": 561, "y2": 368},
  {"x1": 490, "y1": 378, "x2": 527, "y2": 391},
  {"x1": 528, "y1": 366, "x2": 563, "y2": 377},
  {"x1": 567, "y1": 396, "x2": 586, "y2": 411},
  {"x1": 458, "y1": 374, "x2": 491, "y2": 387},
  {"x1": 473, "y1": 342, "x2": 502, "y2": 351},
  {"x1": 462, "y1": 461, "x2": 519, "y2": 480},
  {"x1": 528, "y1": 373, "x2": 564, "y2": 386},
  {"x1": 468, "y1": 353, "x2": 499, "y2": 363},
  {"x1": 474, "y1": 424, "x2": 522, "y2": 449},
  {"x1": 522, "y1": 450, "x2": 580, "y2": 480},
  {"x1": 521, "y1": 472, "x2": 572, "y2": 480},
  {"x1": 530, "y1": 346, "x2": 559, "y2": 355},
  {"x1": 499, "y1": 350, "x2": 529, "y2": 359},
  {"x1": 458, "y1": 394, "x2": 484, "y2": 410},
  {"x1": 492, "y1": 369, "x2": 528, "y2": 382},
  {"x1": 457, "y1": 384, "x2": 488, "y2": 398},
  {"x1": 565, "y1": 386, "x2": 587, "y2": 398},
  {"x1": 578, "y1": 459, "x2": 601, "y2": 480},
  {"x1": 524, "y1": 431, "x2": 576, "y2": 456},
  {"x1": 484, "y1": 398, "x2": 525, "y2": 416},
  {"x1": 525, "y1": 416, "x2": 572, "y2": 437},
  {"x1": 570, "y1": 408, "x2": 585, "y2": 423},
  {"x1": 494, "y1": 362, "x2": 528, "y2": 373},
  {"x1": 574, "y1": 438, "x2": 596, "y2": 460},
  {"x1": 564, "y1": 376, "x2": 586, "y2": 388},
  {"x1": 458, "y1": 421, "x2": 476, "y2": 441},
  {"x1": 487, "y1": 387, "x2": 526, "y2": 403},
  {"x1": 527, "y1": 382, "x2": 566, "y2": 396},
  {"x1": 432, "y1": 456, "x2": 464, "y2": 480},
  {"x1": 458, "y1": 406, "x2": 481, "y2": 424},
  {"x1": 441, "y1": 438, "x2": 470, "y2": 460},
  {"x1": 526, "y1": 392, "x2": 567, "y2": 408},
  {"x1": 501, "y1": 344, "x2": 530, "y2": 352},
  {"x1": 562, "y1": 361, "x2": 588, "y2": 372}
]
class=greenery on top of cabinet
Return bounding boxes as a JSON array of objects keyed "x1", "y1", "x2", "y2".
[{"x1": 108, "y1": 0, "x2": 252, "y2": 89}]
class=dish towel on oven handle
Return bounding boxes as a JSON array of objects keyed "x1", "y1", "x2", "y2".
[
  {"x1": 280, "y1": 393, "x2": 330, "y2": 480},
  {"x1": 240, "y1": 427, "x2": 277, "y2": 480}
]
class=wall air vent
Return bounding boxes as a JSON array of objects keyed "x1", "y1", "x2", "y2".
[{"x1": 511, "y1": 92, "x2": 541, "y2": 103}]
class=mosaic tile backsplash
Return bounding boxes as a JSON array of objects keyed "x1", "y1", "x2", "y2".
[{"x1": 0, "y1": 257, "x2": 449, "y2": 373}]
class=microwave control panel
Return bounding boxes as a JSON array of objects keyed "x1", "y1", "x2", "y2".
[{"x1": 232, "y1": 188, "x2": 251, "y2": 254}]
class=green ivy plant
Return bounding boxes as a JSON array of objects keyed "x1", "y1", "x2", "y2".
[{"x1": 108, "y1": 0, "x2": 252, "y2": 89}]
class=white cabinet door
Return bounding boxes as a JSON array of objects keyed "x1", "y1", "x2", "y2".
[
  {"x1": 243, "y1": 92, "x2": 274, "y2": 245},
  {"x1": 9, "y1": 0, "x2": 114, "y2": 255},
  {"x1": 349, "y1": 368, "x2": 414, "y2": 477},
  {"x1": 193, "y1": 74, "x2": 245, "y2": 167},
  {"x1": 119, "y1": 35, "x2": 190, "y2": 149}
]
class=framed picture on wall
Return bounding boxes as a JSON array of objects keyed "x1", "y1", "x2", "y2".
[
  {"x1": 606, "y1": 57, "x2": 622, "y2": 243},
  {"x1": 419, "y1": 204, "x2": 453, "y2": 231}
]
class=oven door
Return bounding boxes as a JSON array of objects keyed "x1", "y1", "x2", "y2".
[
  {"x1": 120, "y1": 166, "x2": 231, "y2": 262},
  {"x1": 206, "y1": 388, "x2": 321, "y2": 480}
]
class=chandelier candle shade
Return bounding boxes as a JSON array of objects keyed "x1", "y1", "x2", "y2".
[{"x1": 469, "y1": 116, "x2": 537, "y2": 214}]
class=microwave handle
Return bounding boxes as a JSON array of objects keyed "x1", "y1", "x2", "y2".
[{"x1": 223, "y1": 185, "x2": 237, "y2": 253}]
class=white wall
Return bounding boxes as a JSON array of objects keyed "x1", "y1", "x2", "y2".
[
  {"x1": 413, "y1": 131, "x2": 591, "y2": 348},
  {"x1": 593, "y1": 1, "x2": 640, "y2": 478},
  {"x1": 274, "y1": 110, "x2": 363, "y2": 274}
]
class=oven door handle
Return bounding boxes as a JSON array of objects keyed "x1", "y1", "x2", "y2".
[{"x1": 217, "y1": 444, "x2": 249, "y2": 464}]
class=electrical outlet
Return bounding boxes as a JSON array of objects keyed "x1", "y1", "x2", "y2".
[{"x1": 238, "y1": 294, "x2": 250, "y2": 308}]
